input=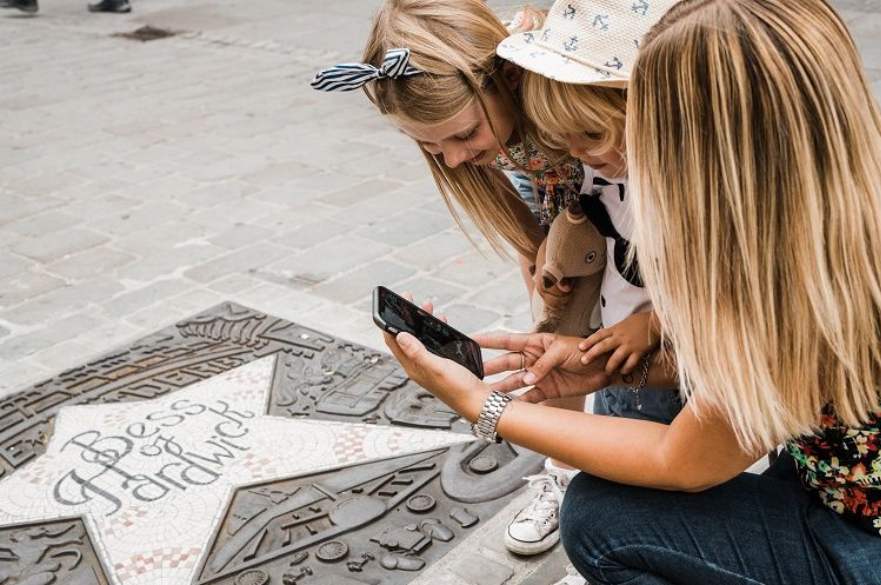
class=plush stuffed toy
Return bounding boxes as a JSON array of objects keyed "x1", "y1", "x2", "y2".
[{"x1": 532, "y1": 201, "x2": 606, "y2": 336}]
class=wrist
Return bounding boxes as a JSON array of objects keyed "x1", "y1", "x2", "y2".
[{"x1": 460, "y1": 383, "x2": 492, "y2": 424}]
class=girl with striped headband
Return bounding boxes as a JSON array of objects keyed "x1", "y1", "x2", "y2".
[{"x1": 312, "y1": 0, "x2": 595, "y2": 562}]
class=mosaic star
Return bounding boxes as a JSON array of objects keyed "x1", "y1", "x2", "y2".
[{"x1": 0, "y1": 356, "x2": 471, "y2": 585}]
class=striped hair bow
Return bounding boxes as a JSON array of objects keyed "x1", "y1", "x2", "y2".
[{"x1": 311, "y1": 48, "x2": 422, "y2": 92}]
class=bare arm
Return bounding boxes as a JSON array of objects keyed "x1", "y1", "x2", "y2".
[
  {"x1": 385, "y1": 329, "x2": 761, "y2": 493},
  {"x1": 494, "y1": 399, "x2": 761, "y2": 491}
]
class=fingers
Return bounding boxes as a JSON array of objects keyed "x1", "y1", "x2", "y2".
[
  {"x1": 396, "y1": 331, "x2": 426, "y2": 360},
  {"x1": 518, "y1": 386, "x2": 549, "y2": 404},
  {"x1": 383, "y1": 331, "x2": 407, "y2": 365},
  {"x1": 579, "y1": 328, "x2": 611, "y2": 351},
  {"x1": 621, "y1": 352, "x2": 642, "y2": 375},
  {"x1": 523, "y1": 341, "x2": 567, "y2": 386},
  {"x1": 473, "y1": 331, "x2": 532, "y2": 352},
  {"x1": 484, "y1": 352, "x2": 527, "y2": 376},
  {"x1": 489, "y1": 371, "x2": 528, "y2": 393},
  {"x1": 402, "y1": 291, "x2": 437, "y2": 318},
  {"x1": 580, "y1": 337, "x2": 618, "y2": 365},
  {"x1": 605, "y1": 346, "x2": 631, "y2": 375}
]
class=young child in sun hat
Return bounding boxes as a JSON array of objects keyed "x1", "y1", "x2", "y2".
[{"x1": 495, "y1": 0, "x2": 683, "y2": 561}]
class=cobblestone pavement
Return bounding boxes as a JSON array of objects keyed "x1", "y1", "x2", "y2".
[
  {"x1": 1, "y1": 0, "x2": 879, "y2": 396},
  {"x1": 0, "y1": 0, "x2": 530, "y2": 395},
  {"x1": 0, "y1": 1, "x2": 878, "y2": 584}
]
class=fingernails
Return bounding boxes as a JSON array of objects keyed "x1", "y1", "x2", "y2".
[{"x1": 523, "y1": 372, "x2": 536, "y2": 385}]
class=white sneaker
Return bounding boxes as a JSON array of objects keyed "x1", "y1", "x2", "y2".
[
  {"x1": 505, "y1": 462, "x2": 575, "y2": 555},
  {"x1": 553, "y1": 564, "x2": 588, "y2": 585}
]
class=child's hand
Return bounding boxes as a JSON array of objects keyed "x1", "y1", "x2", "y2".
[{"x1": 578, "y1": 311, "x2": 659, "y2": 375}]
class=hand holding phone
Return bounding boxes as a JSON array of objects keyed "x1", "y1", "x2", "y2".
[{"x1": 372, "y1": 286, "x2": 485, "y2": 379}]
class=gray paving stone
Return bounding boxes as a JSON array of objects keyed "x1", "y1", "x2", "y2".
[
  {"x1": 0, "y1": 359, "x2": 51, "y2": 397},
  {"x1": 440, "y1": 304, "x2": 503, "y2": 334},
  {"x1": 449, "y1": 553, "x2": 515, "y2": 585},
  {"x1": 318, "y1": 178, "x2": 406, "y2": 207},
  {"x1": 62, "y1": 193, "x2": 142, "y2": 222},
  {"x1": 113, "y1": 221, "x2": 213, "y2": 256},
  {"x1": 88, "y1": 201, "x2": 191, "y2": 237},
  {"x1": 0, "y1": 271, "x2": 67, "y2": 310},
  {"x1": 228, "y1": 283, "x2": 329, "y2": 320},
  {"x1": 381, "y1": 276, "x2": 469, "y2": 311},
  {"x1": 392, "y1": 231, "x2": 474, "y2": 271},
  {"x1": 271, "y1": 170, "x2": 368, "y2": 199},
  {"x1": 28, "y1": 338, "x2": 105, "y2": 374},
  {"x1": 207, "y1": 223, "x2": 274, "y2": 249},
  {"x1": 44, "y1": 247, "x2": 136, "y2": 281},
  {"x1": 205, "y1": 274, "x2": 264, "y2": 295},
  {"x1": 11, "y1": 228, "x2": 109, "y2": 263},
  {"x1": 115, "y1": 243, "x2": 226, "y2": 283},
  {"x1": 505, "y1": 308, "x2": 535, "y2": 333},
  {"x1": 331, "y1": 185, "x2": 431, "y2": 224},
  {"x1": 0, "y1": 312, "x2": 106, "y2": 361},
  {"x1": 435, "y1": 249, "x2": 519, "y2": 289},
  {"x1": 6, "y1": 210, "x2": 81, "y2": 237},
  {"x1": 262, "y1": 235, "x2": 390, "y2": 286},
  {"x1": 176, "y1": 180, "x2": 255, "y2": 208},
  {"x1": 466, "y1": 271, "x2": 531, "y2": 316},
  {"x1": 123, "y1": 304, "x2": 194, "y2": 332},
  {"x1": 165, "y1": 288, "x2": 228, "y2": 314},
  {"x1": 189, "y1": 198, "x2": 282, "y2": 227},
  {"x1": 0, "y1": 278, "x2": 124, "y2": 326},
  {"x1": 311, "y1": 259, "x2": 416, "y2": 304},
  {"x1": 355, "y1": 209, "x2": 454, "y2": 247},
  {"x1": 100, "y1": 279, "x2": 194, "y2": 318},
  {"x1": 273, "y1": 219, "x2": 352, "y2": 250},
  {"x1": 184, "y1": 242, "x2": 293, "y2": 283},
  {"x1": 0, "y1": 251, "x2": 32, "y2": 280}
]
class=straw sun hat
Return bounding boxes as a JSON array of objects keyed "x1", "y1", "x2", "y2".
[{"x1": 498, "y1": 0, "x2": 679, "y2": 86}]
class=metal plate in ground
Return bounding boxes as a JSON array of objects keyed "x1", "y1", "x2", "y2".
[
  {"x1": 0, "y1": 302, "x2": 543, "y2": 584},
  {"x1": 0, "y1": 517, "x2": 111, "y2": 584}
]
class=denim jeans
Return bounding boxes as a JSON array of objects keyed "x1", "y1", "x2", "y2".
[
  {"x1": 593, "y1": 385, "x2": 683, "y2": 425},
  {"x1": 560, "y1": 452, "x2": 881, "y2": 585}
]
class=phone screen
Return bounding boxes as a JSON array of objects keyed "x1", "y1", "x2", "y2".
[{"x1": 373, "y1": 286, "x2": 484, "y2": 379}]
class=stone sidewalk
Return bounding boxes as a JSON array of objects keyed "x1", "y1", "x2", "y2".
[
  {"x1": 0, "y1": 0, "x2": 528, "y2": 393},
  {"x1": 0, "y1": 2, "x2": 879, "y2": 584},
  {"x1": 0, "y1": 0, "x2": 534, "y2": 396},
  {"x1": 1, "y1": 0, "x2": 879, "y2": 396}
]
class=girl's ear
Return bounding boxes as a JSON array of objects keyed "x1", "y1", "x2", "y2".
[{"x1": 501, "y1": 62, "x2": 523, "y2": 90}]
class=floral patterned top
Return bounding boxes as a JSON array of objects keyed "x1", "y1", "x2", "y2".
[
  {"x1": 492, "y1": 140, "x2": 584, "y2": 227},
  {"x1": 786, "y1": 404, "x2": 881, "y2": 537}
]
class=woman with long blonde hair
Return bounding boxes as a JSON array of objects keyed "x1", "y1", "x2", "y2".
[{"x1": 384, "y1": 0, "x2": 881, "y2": 581}]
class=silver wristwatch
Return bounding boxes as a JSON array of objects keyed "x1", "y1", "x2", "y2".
[{"x1": 472, "y1": 391, "x2": 513, "y2": 443}]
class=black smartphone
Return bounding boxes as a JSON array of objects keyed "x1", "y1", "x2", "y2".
[{"x1": 373, "y1": 286, "x2": 485, "y2": 379}]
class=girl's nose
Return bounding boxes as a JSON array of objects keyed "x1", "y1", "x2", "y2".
[{"x1": 442, "y1": 145, "x2": 471, "y2": 169}]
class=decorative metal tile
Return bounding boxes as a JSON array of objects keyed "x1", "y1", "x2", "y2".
[{"x1": 0, "y1": 302, "x2": 543, "y2": 584}]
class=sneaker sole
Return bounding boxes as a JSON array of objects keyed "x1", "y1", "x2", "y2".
[{"x1": 504, "y1": 528, "x2": 560, "y2": 556}]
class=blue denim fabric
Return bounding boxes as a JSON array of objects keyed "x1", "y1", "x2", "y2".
[
  {"x1": 560, "y1": 452, "x2": 881, "y2": 585},
  {"x1": 593, "y1": 385, "x2": 683, "y2": 425}
]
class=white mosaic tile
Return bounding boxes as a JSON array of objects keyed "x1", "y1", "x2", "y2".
[{"x1": 0, "y1": 356, "x2": 471, "y2": 585}]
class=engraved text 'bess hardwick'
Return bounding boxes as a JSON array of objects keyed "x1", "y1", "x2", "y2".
[{"x1": 52, "y1": 399, "x2": 255, "y2": 516}]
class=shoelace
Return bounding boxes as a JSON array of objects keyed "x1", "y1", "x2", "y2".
[{"x1": 517, "y1": 472, "x2": 566, "y2": 521}]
